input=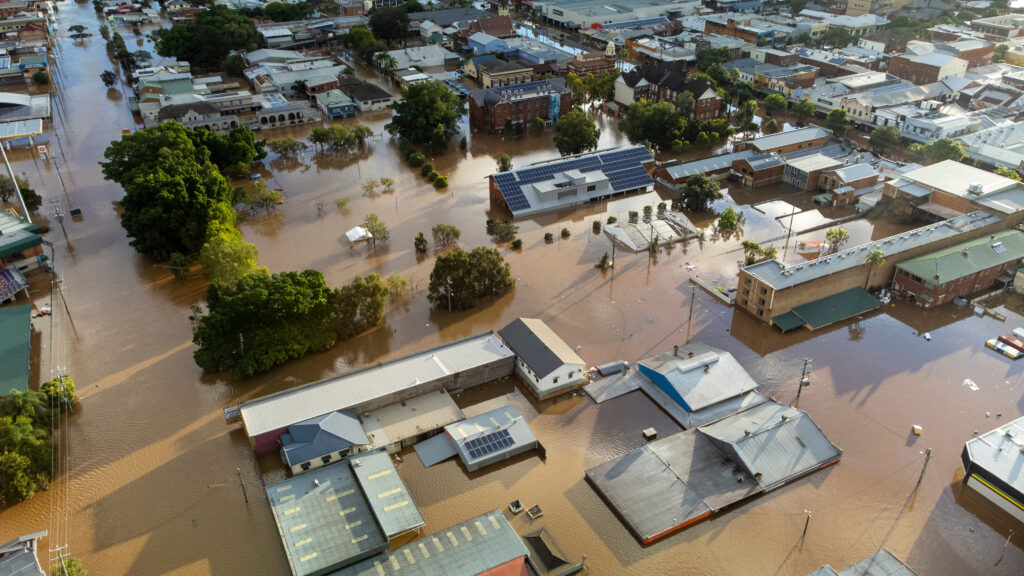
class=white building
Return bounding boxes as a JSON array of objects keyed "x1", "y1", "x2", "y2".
[
  {"x1": 498, "y1": 318, "x2": 587, "y2": 400},
  {"x1": 537, "y1": 0, "x2": 699, "y2": 29}
]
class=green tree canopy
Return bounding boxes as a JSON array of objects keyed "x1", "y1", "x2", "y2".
[
  {"x1": 995, "y1": 167, "x2": 1021, "y2": 181},
  {"x1": 823, "y1": 27, "x2": 854, "y2": 48},
  {"x1": 676, "y1": 90, "x2": 695, "y2": 118},
  {"x1": 619, "y1": 99, "x2": 687, "y2": 150},
  {"x1": 152, "y1": 5, "x2": 258, "y2": 69},
  {"x1": 427, "y1": 247, "x2": 515, "y2": 311},
  {"x1": 0, "y1": 414, "x2": 51, "y2": 504},
  {"x1": 696, "y1": 47, "x2": 732, "y2": 72},
  {"x1": 826, "y1": 226, "x2": 850, "y2": 254},
  {"x1": 762, "y1": 118, "x2": 780, "y2": 134},
  {"x1": 764, "y1": 93, "x2": 788, "y2": 112},
  {"x1": 497, "y1": 153, "x2": 513, "y2": 172},
  {"x1": 386, "y1": 81, "x2": 465, "y2": 148},
  {"x1": 199, "y1": 223, "x2": 261, "y2": 288},
  {"x1": 369, "y1": 7, "x2": 409, "y2": 47},
  {"x1": 553, "y1": 108, "x2": 599, "y2": 156},
  {"x1": 791, "y1": 98, "x2": 816, "y2": 122},
  {"x1": 189, "y1": 126, "x2": 266, "y2": 178},
  {"x1": 0, "y1": 175, "x2": 42, "y2": 213},
  {"x1": 907, "y1": 137, "x2": 965, "y2": 165},
  {"x1": 826, "y1": 108, "x2": 850, "y2": 135},
  {"x1": 869, "y1": 125, "x2": 901, "y2": 153},
  {"x1": 101, "y1": 122, "x2": 234, "y2": 259},
  {"x1": 674, "y1": 173, "x2": 722, "y2": 212}
]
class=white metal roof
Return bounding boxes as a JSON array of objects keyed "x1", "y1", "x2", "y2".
[{"x1": 240, "y1": 333, "x2": 513, "y2": 438}]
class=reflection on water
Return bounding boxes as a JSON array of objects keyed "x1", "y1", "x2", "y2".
[{"x1": 0, "y1": 3, "x2": 1021, "y2": 576}]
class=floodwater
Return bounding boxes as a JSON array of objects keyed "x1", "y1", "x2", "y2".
[{"x1": 0, "y1": 2, "x2": 1022, "y2": 575}]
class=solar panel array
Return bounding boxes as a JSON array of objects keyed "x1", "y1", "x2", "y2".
[
  {"x1": 465, "y1": 429, "x2": 513, "y2": 460},
  {"x1": 493, "y1": 146, "x2": 654, "y2": 214}
]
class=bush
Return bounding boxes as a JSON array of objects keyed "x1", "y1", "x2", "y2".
[
  {"x1": 628, "y1": 210, "x2": 639, "y2": 223},
  {"x1": 408, "y1": 152, "x2": 425, "y2": 167},
  {"x1": 544, "y1": 232, "x2": 554, "y2": 243},
  {"x1": 31, "y1": 70, "x2": 48, "y2": 85},
  {"x1": 607, "y1": 215, "x2": 617, "y2": 224},
  {"x1": 427, "y1": 170, "x2": 439, "y2": 182},
  {"x1": 511, "y1": 238, "x2": 523, "y2": 250},
  {"x1": 592, "y1": 220, "x2": 601, "y2": 233},
  {"x1": 486, "y1": 219, "x2": 518, "y2": 242},
  {"x1": 421, "y1": 162, "x2": 434, "y2": 177},
  {"x1": 657, "y1": 201, "x2": 667, "y2": 213},
  {"x1": 433, "y1": 176, "x2": 448, "y2": 188},
  {"x1": 561, "y1": 228, "x2": 571, "y2": 239},
  {"x1": 414, "y1": 232, "x2": 428, "y2": 253}
]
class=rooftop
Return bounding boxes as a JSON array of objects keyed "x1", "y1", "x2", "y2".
[
  {"x1": 348, "y1": 450, "x2": 425, "y2": 538},
  {"x1": 0, "y1": 531, "x2": 45, "y2": 576},
  {"x1": 826, "y1": 162, "x2": 877, "y2": 182},
  {"x1": 498, "y1": 318, "x2": 584, "y2": 379},
  {"x1": 748, "y1": 125, "x2": 832, "y2": 153},
  {"x1": 901, "y1": 159, "x2": 1020, "y2": 198},
  {"x1": 741, "y1": 211, "x2": 1004, "y2": 290},
  {"x1": 807, "y1": 549, "x2": 919, "y2": 576},
  {"x1": 659, "y1": 150, "x2": 755, "y2": 184},
  {"x1": 279, "y1": 410, "x2": 368, "y2": 467},
  {"x1": 897, "y1": 229, "x2": 1024, "y2": 284},
  {"x1": 637, "y1": 343, "x2": 759, "y2": 413},
  {"x1": 0, "y1": 304, "x2": 31, "y2": 396},
  {"x1": 964, "y1": 414, "x2": 1024, "y2": 509},
  {"x1": 360, "y1": 389, "x2": 463, "y2": 452},
  {"x1": 331, "y1": 510, "x2": 529, "y2": 576},
  {"x1": 238, "y1": 333, "x2": 513, "y2": 438},
  {"x1": 787, "y1": 153, "x2": 843, "y2": 173},
  {"x1": 446, "y1": 405, "x2": 538, "y2": 470}
]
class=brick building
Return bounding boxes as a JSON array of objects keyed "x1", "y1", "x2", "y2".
[
  {"x1": 883, "y1": 160, "x2": 1024, "y2": 225},
  {"x1": 889, "y1": 52, "x2": 968, "y2": 84},
  {"x1": 934, "y1": 39, "x2": 994, "y2": 69},
  {"x1": 478, "y1": 58, "x2": 533, "y2": 88},
  {"x1": 468, "y1": 78, "x2": 572, "y2": 133},
  {"x1": 783, "y1": 154, "x2": 844, "y2": 192},
  {"x1": 730, "y1": 153, "x2": 785, "y2": 189},
  {"x1": 892, "y1": 229, "x2": 1024, "y2": 307},
  {"x1": 615, "y1": 62, "x2": 722, "y2": 119},
  {"x1": 565, "y1": 49, "x2": 616, "y2": 77},
  {"x1": 457, "y1": 14, "x2": 516, "y2": 42},
  {"x1": 739, "y1": 125, "x2": 833, "y2": 155}
]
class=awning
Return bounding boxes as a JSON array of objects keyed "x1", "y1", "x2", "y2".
[
  {"x1": 0, "y1": 232, "x2": 41, "y2": 259},
  {"x1": 414, "y1": 433, "x2": 457, "y2": 468},
  {"x1": 771, "y1": 311, "x2": 806, "y2": 332},
  {"x1": 789, "y1": 287, "x2": 882, "y2": 330}
]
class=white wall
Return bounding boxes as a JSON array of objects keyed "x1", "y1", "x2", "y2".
[{"x1": 515, "y1": 357, "x2": 586, "y2": 396}]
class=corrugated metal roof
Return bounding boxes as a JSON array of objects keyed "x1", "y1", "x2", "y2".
[
  {"x1": 0, "y1": 531, "x2": 46, "y2": 576},
  {"x1": 280, "y1": 411, "x2": 368, "y2": 466},
  {"x1": 662, "y1": 150, "x2": 754, "y2": 182},
  {"x1": 332, "y1": 509, "x2": 528, "y2": 576},
  {"x1": 446, "y1": 406, "x2": 537, "y2": 468},
  {"x1": 0, "y1": 228, "x2": 40, "y2": 260},
  {"x1": 349, "y1": 451, "x2": 425, "y2": 538},
  {"x1": 787, "y1": 153, "x2": 843, "y2": 173},
  {"x1": 827, "y1": 162, "x2": 877, "y2": 183},
  {"x1": 413, "y1": 432, "x2": 459, "y2": 467},
  {"x1": 360, "y1": 389, "x2": 463, "y2": 451},
  {"x1": 638, "y1": 344, "x2": 759, "y2": 412},
  {"x1": 964, "y1": 414, "x2": 1024, "y2": 499},
  {"x1": 898, "y1": 229, "x2": 1024, "y2": 284},
  {"x1": 838, "y1": 549, "x2": 918, "y2": 576},
  {"x1": 788, "y1": 287, "x2": 882, "y2": 330},
  {"x1": 240, "y1": 333, "x2": 513, "y2": 438},
  {"x1": 498, "y1": 318, "x2": 584, "y2": 379},
  {"x1": 0, "y1": 305, "x2": 30, "y2": 397},
  {"x1": 748, "y1": 125, "x2": 832, "y2": 152}
]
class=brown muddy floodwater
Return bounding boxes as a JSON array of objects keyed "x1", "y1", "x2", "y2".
[{"x1": 0, "y1": 3, "x2": 1022, "y2": 575}]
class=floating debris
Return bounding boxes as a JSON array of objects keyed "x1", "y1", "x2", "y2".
[{"x1": 963, "y1": 379, "x2": 980, "y2": 392}]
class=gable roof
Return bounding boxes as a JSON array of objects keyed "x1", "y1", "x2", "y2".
[
  {"x1": 279, "y1": 410, "x2": 368, "y2": 465},
  {"x1": 498, "y1": 318, "x2": 584, "y2": 378},
  {"x1": 825, "y1": 162, "x2": 877, "y2": 183},
  {"x1": 157, "y1": 101, "x2": 219, "y2": 121},
  {"x1": 620, "y1": 61, "x2": 691, "y2": 93},
  {"x1": 470, "y1": 14, "x2": 514, "y2": 38},
  {"x1": 342, "y1": 81, "x2": 391, "y2": 102},
  {"x1": 0, "y1": 531, "x2": 45, "y2": 576}
]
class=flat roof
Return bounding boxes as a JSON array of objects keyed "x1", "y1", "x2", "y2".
[
  {"x1": 786, "y1": 153, "x2": 843, "y2": 173},
  {"x1": 902, "y1": 159, "x2": 1020, "y2": 198},
  {"x1": 331, "y1": 510, "x2": 529, "y2": 576},
  {"x1": 748, "y1": 125, "x2": 832, "y2": 152},
  {"x1": 741, "y1": 211, "x2": 1003, "y2": 290},
  {"x1": 266, "y1": 461, "x2": 388, "y2": 576},
  {"x1": 637, "y1": 343, "x2": 759, "y2": 413},
  {"x1": 361, "y1": 389, "x2": 464, "y2": 451},
  {"x1": 0, "y1": 304, "x2": 30, "y2": 396},
  {"x1": 349, "y1": 451, "x2": 425, "y2": 538},
  {"x1": 0, "y1": 119, "x2": 41, "y2": 140},
  {"x1": 963, "y1": 414, "x2": 1024, "y2": 512},
  {"x1": 239, "y1": 333, "x2": 513, "y2": 438}
]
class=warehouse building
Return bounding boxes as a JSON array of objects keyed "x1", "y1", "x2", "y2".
[
  {"x1": 807, "y1": 549, "x2": 918, "y2": 576},
  {"x1": 414, "y1": 406, "x2": 539, "y2": 472},
  {"x1": 961, "y1": 414, "x2": 1024, "y2": 524},
  {"x1": 740, "y1": 125, "x2": 833, "y2": 155},
  {"x1": 498, "y1": 317, "x2": 586, "y2": 399},
  {"x1": 360, "y1": 388, "x2": 465, "y2": 455}
]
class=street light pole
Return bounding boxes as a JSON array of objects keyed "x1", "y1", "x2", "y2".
[{"x1": 795, "y1": 358, "x2": 811, "y2": 405}]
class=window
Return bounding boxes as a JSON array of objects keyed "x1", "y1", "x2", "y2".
[
  {"x1": 760, "y1": 287, "x2": 767, "y2": 295},
  {"x1": 743, "y1": 288, "x2": 750, "y2": 295},
  {"x1": 301, "y1": 462, "x2": 311, "y2": 471},
  {"x1": 758, "y1": 297, "x2": 766, "y2": 306},
  {"x1": 742, "y1": 299, "x2": 749, "y2": 306},
  {"x1": 568, "y1": 371, "x2": 574, "y2": 378},
  {"x1": 899, "y1": 270, "x2": 909, "y2": 277},
  {"x1": 587, "y1": 185, "x2": 596, "y2": 192},
  {"x1": 745, "y1": 277, "x2": 752, "y2": 285},
  {"x1": 321, "y1": 455, "x2": 332, "y2": 464},
  {"x1": 553, "y1": 376, "x2": 559, "y2": 383},
  {"x1": 757, "y1": 308, "x2": 764, "y2": 316}
]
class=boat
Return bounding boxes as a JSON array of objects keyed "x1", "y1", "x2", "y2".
[{"x1": 986, "y1": 338, "x2": 1022, "y2": 360}]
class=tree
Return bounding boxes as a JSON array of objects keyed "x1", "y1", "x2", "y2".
[
  {"x1": 169, "y1": 252, "x2": 190, "y2": 283},
  {"x1": 52, "y1": 557, "x2": 86, "y2": 576},
  {"x1": 373, "y1": 51, "x2": 398, "y2": 76},
  {"x1": 0, "y1": 414, "x2": 51, "y2": 504},
  {"x1": 67, "y1": 24, "x2": 87, "y2": 36},
  {"x1": 40, "y1": 376, "x2": 76, "y2": 410},
  {"x1": 238, "y1": 181, "x2": 283, "y2": 214},
  {"x1": 369, "y1": 7, "x2": 409, "y2": 47},
  {"x1": 31, "y1": 70, "x2": 48, "y2": 85},
  {"x1": 718, "y1": 205, "x2": 738, "y2": 230},
  {"x1": 733, "y1": 99, "x2": 760, "y2": 136},
  {"x1": 762, "y1": 119, "x2": 780, "y2": 134},
  {"x1": 432, "y1": 223, "x2": 461, "y2": 246},
  {"x1": 192, "y1": 270, "x2": 388, "y2": 376},
  {"x1": 696, "y1": 47, "x2": 732, "y2": 72},
  {"x1": 864, "y1": 247, "x2": 885, "y2": 289},
  {"x1": 362, "y1": 214, "x2": 389, "y2": 246},
  {"x1": 199, "y1": 224, "x2": 260, "y2": 288},
  {"x1": 497, "y1": 153, "x2": 513, "y2": 173},
  {"x1": 553, "y1": 108, "x2": 599, "y2": 156},
  {"x1": 705, "y1": 63, "x2": 737, "y2": 89},
  {"x1": 414, "y1": 232, "x2": 428, "y2": 253},
  {"x1": 380, "y1": 177, "x2": 395, "y2": 193},
  {"x1": 486, "y1": 219, "x2": 518, "y2": 242},
  {"x1": 823, "y1": 27, "x2": 854, "y2": 48},
  {"x1": 676, "y1": 90, "x2": 695, "y2": 119},
  {"x1": 869, "y1": 125, "x2": 901, "y2": 153},
  {"x1": 341, "y1": 27, "x2": 387, "y2": 65},
  {"x1": 764, "y1": 93, "x2": 788, "y2": 113},
  {"x1": 826, "y1": 108, "x2": 850, "y2": 136},
  {"x1": 994, "y1": 44, "x2": 1009, "y2": 63},
  {"x1": 261, "y1": 1, "x2": 313, "y2": 21},
  {"x1": 309, "y1": 124, "x2": 373, "y2": 153},
  {"x1": 995, "y1": 167, "x2": 1021, "y2": 181},
  {"x1": 362, "y1": 179, "x2": 380, "y2": 196},
  {"x1": 734, "y1": 81, "x2": 756, "y2": 105},
  {"x1": 386, "y1": 81, "x2": 465, "y2": 148},
  {"x1": 427, "y1": 247, "x2": 515, "y2": 311},
  {"x1": 188, "y1": 126, "x2": 266, "y2": 178},
  {"x1": 790, "y1": 0, "x2": 808, "y2": 13},
  {"x1": 742, "y1": 240, "x2": 762, "y2": 264},
  {"x1": 620, "y1": 99, "x2": 687, "y2": 149},
  {"x1": 221, "y1": 54, "x2": 246, "y2": 78},
  {"x1": 825, "y1": 226, "x2": 850, "y2": 254},
  {"x1": 100, "y1": 70, "x2": 117, "y2": 87},
  {"x1": 675, "y1": 173, "x2": 722, "y2": 212},
  {"x1": 0, "y1": 175, "x2": 41, "y2": 213},
  {"x1": 151, "y1": 5, "x2": 258, "y2": 69},
  {"x1": 100, "y1": 122, "x2": 234, "y2": 259},
  {"x1": 266, "y1": 137, "x2": 308, "y2": 157},
  {"x1": 924, "y1": 137, "x2": 965, "y2": 164},
  {"x1": 789, "y1": 99, "x2": 814, "y2": 124}
]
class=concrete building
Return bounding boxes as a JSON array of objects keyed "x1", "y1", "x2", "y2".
[
  {"x1": 315, "y1": 89, "x2": 359, "y2": 118},
  {"x1": 970, "y1": 14, "x2": 1024, "y2": 41},
  {"x1": 741, "y1": 125, "x2": 833, "y2": 155},
  {"x1": 231, "y1": 333, "x2": 514, "y2": 454},
  {"x1": 489, "y1": 145, "x2": 655, "y2": 218},
  {"x1": 279, "y1": 410, "x2": 369, "y2": 474},
  {"x1": 735, "y1": 211, "x2": 1005, "y2": 326},
  {"x1": 730, "y1": 152, "x2": 785, "y2": 189},
  {"x1": 415, "y1": 406, "x2": 539, "y2": 471},
  {"x1": 498, "y1": 317, "x2": 586, "y2": 399},
  {"x1": 0, "y1": 531, "x2": 46, "y2": 576},
  {"x1": 477, "y1": 58, "x2": 534, "y2": 88},
  {"x1": 253, "y1": 93, "x2": 323, "y2": 128},
  {"x1": 900, "y1": 110, "x2": 981, "y2": 143},
  {"x1": 586, "y1": 401, "x2": 841, "y2": 545},
  {"x1": 798, "y1": 9, "x2": 889, "y2": 37},
  {"x1": 883, "y1": 160, "x2": 1024, "y2": 221},
  {"x1": 957, "y1": 121, "x2": 1024, "y2": 171},
  {"x1": 892, "y1": 229, "x2": 1024, "y2": 307},
  {"x1": 153, "y1": 102, "x2": 239, "y2": 132},
  {"x1": 565, "y1": 48, "x2": 616, "y2": 76},
  {"x1": 961, "y1": 415, "x2": 1024, "y2": 525},
  {"x1": 889, "y1": 52, "x2": 968, "y2": 84},
  {"x1": 468, "y1": 78, "x2": 571, "y2": 133},
  {"x1": 0, "y1": 304, "x2": 31, "y2": 396},
  {"x1": 537, "y1": 0, "x2": 699, "y2": 30},
  {"x1": 331, "y1": 510, "x2": 530, "y2": 576},
  {"x1": 463, "y1": 54, "x2": 496, "y2": 80}
]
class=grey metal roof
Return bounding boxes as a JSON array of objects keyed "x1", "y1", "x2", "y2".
[
  {"x1": 964, "y1": 414, "x2": 1024, "y2": 500},
  {"x1": 240, "y1": 333, "x2": 513, "y2": 438},
  {"x1": 698, "y1": 402, "x2": 842, "y2": 491},
  {"x1": 748, "y1": 125, "x2": 832, "y2": 153},
  {"x1": 838, "y1": 549, "x2": 918, "y2": 576},
  {"x1": 741, "y1": 211, "x2": 1003, "y2": 290},
  {"x1": 280, "y1": 410, "x2": 368, "y2": 466},
  {"x1": 827, "y1": 162, "x2": 877, "y2": 183},
  {"x1": 638, "y1": 344, "x2": 759, "y2": 413},
  {"x1": 330, "y1": 509, "x2": 529, "y2": 576},
  {"x1": 349, "y1": 451, "x2": 425, "y2": 538},
  {"x1": 446, "y1": 406, "x2": 538, "y2": 468},
  {"x1": 0, "y1": 531, "x2": 45, "y2": 576},
  {"x1": 413, "y1": 432, "x2": 459, "y2": 467},
  {"x1": 661, "y1": 150, "x2": 754, "y2": 182},
  {"x1": 807, "y1": 568, "x2": 841, "y2": 576},
  {"x1": 498, "y1": 318, "x2": 584, "y2": 379},
  {"x1": 266, "y1": 462, "x2": 388, "y2": 576},
  {"x1": 746, "y1": 152, "x2": 785, "y2": 171}
]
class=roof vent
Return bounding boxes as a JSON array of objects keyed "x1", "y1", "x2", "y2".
[
  {"x1": 962, "y1": 248, "x2": 970, "y2": 256},
  {"x1": 968, "y1": 182, "x2": 984, "y2": 194}
]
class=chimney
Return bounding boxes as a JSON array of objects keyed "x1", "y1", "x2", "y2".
[{"x1": 673, "y1": 344, "x2": 679, "y2": 356}]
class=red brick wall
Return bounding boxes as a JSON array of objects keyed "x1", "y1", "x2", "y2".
[
  {"x1": 889, "y1": 55, "x2": 940, "y2": 84},
  {"x1": 893, "y1": 264, "x2": 1007, "y2": 307}
]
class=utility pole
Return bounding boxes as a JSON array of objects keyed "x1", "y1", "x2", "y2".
[
  {"x1": 801, "y1": 510, "x2": 811, "y2": 540},
  {"x1": 685, "y1": 284, "x2": 696, "y2": 343},
  {"x1": 236, "y1": 468, "x2": 248, "y2": 504},
  {"x1": 916, "y1": 448, "x2": 932, "y2": 489},
  {"x1": 794, "y1": 358, "x2": 811, "y2": 405},
  {"x1": 50, "y1": 545, "x2": 70, "y2": 576},
  {"x1": 783, "y1": 205, "x2": 796, "y2": 260},
  {"x1": 446, "y1": 277, "x2": 452, "y2": 312}
]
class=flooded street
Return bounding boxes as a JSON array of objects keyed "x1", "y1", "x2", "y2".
[{"x1": 0, "y1": 2, "x2": 1022, "y2": 575}]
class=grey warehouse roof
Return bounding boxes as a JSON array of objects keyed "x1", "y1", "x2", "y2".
[
  {"x1": 660, "y1": 150, "x2": 754, "y2": 183},
  {"x1": 447, "y1": 405, "x2": 538, "y2": 469},
  {"x1": 826, "y1": 162, "x2": 877, "y2": 182},
  {"x1": 747, "y1": 125, "x2": 832, "y2": 152},
  {"x1": 498, "y1": 318, "x2": 584, "y2": 379},
  {"x1": 331, "y1": 509, "x2": 529, "y2": 576},
  {"x1": 240, "y1": 333, "x2": 513, "y2": 438},
  {"x1": 280, "y1": 411, "x2": 368, "y2": 466},
  {"x1": 807, "y1": 549, "x2": 919, "y2": 576},
  {"x1": 963, "y1": 414, "x2": 1024, "y2": 502},
  {"x1": 638, "y1": 344, "x2": 759, "y2": 412},
  {"x1": 741, "y1": 211, "x2": 1003, "y2": 290},
  {"x1": 349, "y1": 450, "x2": 425, "y2": 538}
]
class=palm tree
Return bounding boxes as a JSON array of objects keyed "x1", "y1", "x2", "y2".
[
  {"x1": 374, "y1": 52, "x2": 397, "y2": 77},
  {"x1": 864, "y1": 247, "x2": 885, "y2": 289}
]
